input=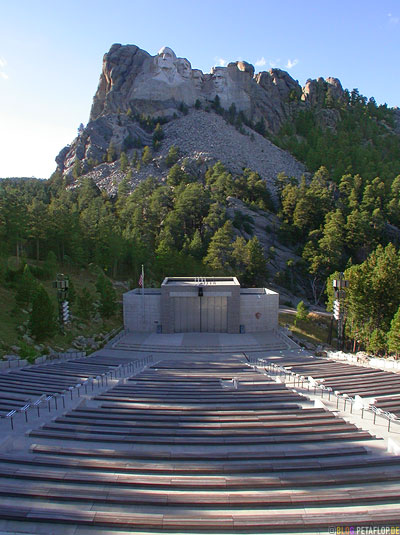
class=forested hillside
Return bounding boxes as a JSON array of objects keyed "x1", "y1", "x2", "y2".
[
  {"x1": 1, "y1": 86, "x2": 400, "y2": 356},
  {"x1": 273, "y1": 88, "x2": 400, "y2": 182}
]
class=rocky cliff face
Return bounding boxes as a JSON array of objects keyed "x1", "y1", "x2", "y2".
[
  {"x1": 88, "y1": 44, "x2": 344, "y2": 129},
  {"x1": 56, "y1": 43, "x2": 348, "y2": 190}
]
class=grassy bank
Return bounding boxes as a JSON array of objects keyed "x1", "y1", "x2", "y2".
[{"x1": 279, "y1": 311, "x2": 335, "y2": 347}]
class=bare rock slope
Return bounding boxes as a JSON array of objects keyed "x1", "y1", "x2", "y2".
[{"x1": 83, "y1": 110, "x2": 305, "y2": 195}]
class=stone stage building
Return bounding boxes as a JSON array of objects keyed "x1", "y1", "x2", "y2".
[{"x1": 123, "y1": 277, "x2": 279, "y2": 334}]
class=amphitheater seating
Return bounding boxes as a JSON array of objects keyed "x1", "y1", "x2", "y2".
[
  {"x1": 265, "y1": 354, "x2": 400, "y2": 400},
  {"x1": 0, "y1": 353, "x2": 140, "y2": 416},
  {"x1": 374, "y1": 394, "x2": 400, "y2": 417},
  {"x1": 0, "y1": 355, "x2": 400, "y2": 533}
]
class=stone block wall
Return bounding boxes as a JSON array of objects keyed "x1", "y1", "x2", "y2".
[
  {"x1": 239, "y1": 289, "x2": 279, "y2": 332},
  {"x1": 123, "y1": 290, "x2": 161, "y2": 332}
]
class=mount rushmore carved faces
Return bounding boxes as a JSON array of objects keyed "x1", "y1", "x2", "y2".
[
  {"x1": 191, "y1": 69, "x2": 204, "y2": 89},
  {"x1": 157, "y1": 46, "x2": 176, "y2": 71},
  {"x1": 212, "y1": 67, "x2": 228, "y2": 92},
  {"x1": 176, "y1": 58, "x2": 192, "y2": 80}
]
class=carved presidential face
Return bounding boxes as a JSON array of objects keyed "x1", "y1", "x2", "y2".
[
  {"x1": 177, "y1": 58, "x2": 192, "y2": 80},
  {"x1": 213, "y1": 68, "x2": 227, "y2": 91},
  {"x1": 157, "y1": 46, "x2": 176, "y2": 71},
  {"x1": 192, "y1": 69, "x2": 204, "y2": 89}
]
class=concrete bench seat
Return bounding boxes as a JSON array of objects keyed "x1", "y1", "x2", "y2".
[
  {"x1": 0, "y1": 384, "x2": 53, "y2": 396},
  {"x1": 1, "y1": 451, "x2": 397, "y2": 474},
  {"x1": 34, "y1": 423, "x2": 370, "y2": 442},
  {"x1": 2, "y1": 368, "x2": 85, "y2": 381},
  {"x1": 53, "y1": 414, "x2": 343, "y2": 430},
  {"x1": 319, "y1": 373, "x2": 400, "y2": 385},
  {"x1": 0, "y1": 375, "x2": 73, "y2": 386},
  {"x1": 97, "y1": 404, "x2": 306, "y2": 415},
  {"x1": 30, "y1": 443, "x2": 369, "y2": 461},
  {"x1": 0, "y1": 382, "x2": 69, "y2": 397},
  {"x1": 95, "y1": 400, "x2": 304, "y2": 411},
  {"x1": 1, "y1": 482, "x2": 400, "y2": 508},
  {"x1": 104, "y1": 386, "x2": 296, "y2": 394},
  {"x1": 0, "y1": 400, "x2": 28, "y2": 412},
  {"x1": 316, "y1": 375, "x2": 400, "y2": 387},
  {"x1": 28, "y1": 427, "x2": 375, "y2": 444},
  {"x1": 111, "y1": 385, "x2": 290, "y2": 394},
  {"x1": 0, "y1": 503, "x2": 400, "y2": 530},
  {"x1": 374, "y1": 396, "x2": 400, "y2": 409},
  {"x1": 0, "y1": 462, "x2": 399, "y2": 488},
  {"x1": 94, "y1": 394, "x2": 305, "y2": 405},
  {"x1": 51, "y1": 415, "x2": 354, "y2": 433},
  {"x1": 61, "y1": 406, "x2": 340, "y2": 422},
  {"x1": 332, "y1": 386, "x2": 400, "y2": 398}
]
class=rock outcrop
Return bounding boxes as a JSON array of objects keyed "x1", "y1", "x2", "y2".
[
  {"x1": 88, "y1": 44, "x2": 311, "y2": 129},
  {"x1": 55, "y1": 43, "x2": 351, "y2": 190},
  {"x1": 79, "y1": 110, "x2": 306, "y2": 197}
]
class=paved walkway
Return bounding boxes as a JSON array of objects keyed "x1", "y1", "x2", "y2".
[{"x1": 111, "y1": 330, "x2": 297, "y2": 356}]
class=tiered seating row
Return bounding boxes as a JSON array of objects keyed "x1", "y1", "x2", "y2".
[
  {"x1": 264, "y1": 354, "x2": 400, "y2": 401},
  {"x1": 374, "y1": 394, "x2": 400, "y2": 417},
  {"x1": 0, "y1": 353, "x2": 143, "y2": 417},
  {"x1": 0, "y1": 356, "x2": 399, "y2": 533}
]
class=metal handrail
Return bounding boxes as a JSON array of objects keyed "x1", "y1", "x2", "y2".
[{"x1": 256, "y1": 357, "x2": 400, "y2": 432}]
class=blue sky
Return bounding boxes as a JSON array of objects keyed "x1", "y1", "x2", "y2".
[{"x1": 0, "y1": 0, "x2": 399, "y2": 178}]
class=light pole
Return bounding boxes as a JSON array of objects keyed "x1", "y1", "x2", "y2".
[
  {"x1": 332, "y1": 273, "x2": 349, "y2": 350},
  {"x1": 52, "y1": 273, "x2": 70, "y2": 331}
]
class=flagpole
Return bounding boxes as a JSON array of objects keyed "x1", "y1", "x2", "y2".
[{"x1": 141, "y1": 264, "x2": 145, "y2": 330}]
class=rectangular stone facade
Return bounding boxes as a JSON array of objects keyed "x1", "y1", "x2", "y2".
[{"x1": 123, "y1": 279, "x2": 279, "y2": 333}]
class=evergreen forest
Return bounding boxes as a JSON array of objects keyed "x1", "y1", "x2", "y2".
[{"x1": 1, "y1": 87, "x2": 400, "y2": 357}]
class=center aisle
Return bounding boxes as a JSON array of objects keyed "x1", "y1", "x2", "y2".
[{"x1": 0, "y1": 354, "x2": 399, "y2": 534}]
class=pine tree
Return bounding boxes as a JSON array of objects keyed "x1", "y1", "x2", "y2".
[
  {"x1": 29, "y1": 285, "x2": 56, "y2": 340},
  {"x1": 72, "y1": 159, "x2": 82, "y2": 179},
  {"x1": 15, "y1": 264, "x2": 39, "y2": 307},
  {"x1": 204, "y1": 221, "x2": 234, "y2": 273},
  {"x1": 244, "y1": 236, "x2": 268, "y2": 286},
  {"x1": 295, "y1": 300, "x2": 308, "y2": 326},
  {"x1": 344, "y1": 243, "x2": 400, "y2": 349},
  {"x1": 188, "y1": 229, "x2": 203, "y2": 260},
  {"x1": 367, "y1": 328, "x2": 387, "y2": 355},
  {"x1": 117, "y1": 175, "x2": 131, "y2": 199},
  {"x1": 43, "y1": 251, "x2": 57, "y2": 279},
  {"x1": 27, "y1": 199, "x2": 49, "y2": 260},
  {"x1": 96, "y1": 272, "x2": 117, "y2": 319},
  {"x1": 166, "y1": 164, "x2": 188, "y2": 186},
  {"x1": 106, "y1": 142, "x2": 117, "y2": 163},
  {"x1": 232, "y1": 236, "x2": 248, "y2": 280},
  {"x1": 153, "y1": 123, "x2": 164, "y2": 143},
  {"x1": 165, "y1": 145, "x2": 180, "y2": 167},
  {"x1": 142, "y1": 146, "x2": 153, "y2": 165},
  {"x1": 388, "y1": 306, "x2": 400, "y2": 357},
  {"x1": 77, "y1": 288, "x2": 94, "y2": 320},
  {"x1": 317, "y1": 209, "x2": 345, "y2": 273},
  {"x1": 120, "y1": 151, "x2": 129, "y2": 172}
]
